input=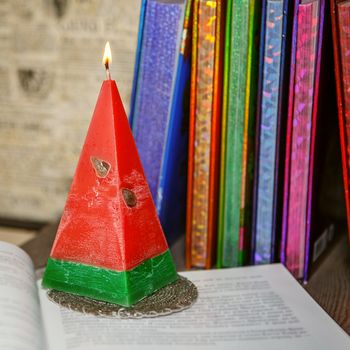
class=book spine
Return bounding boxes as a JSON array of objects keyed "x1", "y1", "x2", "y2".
[
  {"x1": 285, "y1": 0, "x2": 320, "y2": 279},
  {"x1": 217, "y1": 0, "x2": 233, "y2": 268},
  {"x1": 239, "y1": 0, "x2": 261, "y2": 265},
  {"x1": 303, "y1": 0, "x2": 325, "y2": 282},
  {"x1": 185, "y1": 0, "x2": 199, "y2": 268},
  {"x1": 252, "y1": 0, "x2": 267, "y2": 265},
  {"x1": 157, "y1": 0, "x2": 193, "y2": 245},
  {"x1": 129, "y1": 0, "x2": 148, "y2": 127},
  {"x1": 271, "y1": 0, "x2": 292, "y2": 262},
  {"x1": 187, "y1": 0, "x2": 218, "y2": 268},
  {"x1": 131, "y1": 0, "x2": 185, "y2": 202},
  {"x1": 335, "y1": 0, "x2": 350, "y2": 243},
  {"x1": 253, "y1": 0, "x2": 284, "y2": 264},
  {"x1": 281, "y1": 0, "x2": 299, "y2": 266},
  {"x1": 220, "y1": 0, "x2": 250, "y2": 267},
  {"x1": 206, "y1": 0, "x2": 225, "y2": 268}
]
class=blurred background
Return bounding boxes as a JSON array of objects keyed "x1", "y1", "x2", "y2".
[{"x1": 0, "y1": 0, "x2": 141, "y2": 244}]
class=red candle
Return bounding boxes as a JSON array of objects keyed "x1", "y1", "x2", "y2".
[{"x1": 42, "y1": 43, "x2": 177, "y2": 307}]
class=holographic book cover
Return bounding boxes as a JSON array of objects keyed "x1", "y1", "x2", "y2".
[
  {"x1": 331, "y1": 0, "x2": 350, "y2": 243},
  {"x1": 130, "y1": 0, "x2": 191, "y2": 244},
  {"x1": 186, "y1": 0, "x2": 224, "y2": 268},
  {"x1": 217, "y1": 0, "x2": 260, "y2": 268},
  {"x1": 217, "y1": 0, "x2": 232, "y2": 268},
  {"x1": 281, "y1": 0, "x2": 324, "y2": 280},
  {"x1": 157, "y1": 0, "x2": 193, "y2": 245},
  {"x1": 304, "y1": 0, "x2": 336, "y2": 281},
  {"x1": 252, "y1": 0, "x2": 290, "y2": 265}
]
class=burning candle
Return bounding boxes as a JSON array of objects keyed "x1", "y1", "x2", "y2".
[{"x1": 42, "y1": 43, "x2": 177, "y2": 307}]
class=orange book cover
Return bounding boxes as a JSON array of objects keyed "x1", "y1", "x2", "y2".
[{"x1": 186, "y1": 0, "x2": 225, "y2": 268}]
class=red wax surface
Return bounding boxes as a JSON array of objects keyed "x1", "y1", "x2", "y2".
[{"x1": 50, "y1": 80, "x2": 169, "y2": 271}]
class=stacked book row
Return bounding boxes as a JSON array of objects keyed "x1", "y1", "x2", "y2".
[{"x1": 129, "y1": 0, "x2": 349, "y2": 281}]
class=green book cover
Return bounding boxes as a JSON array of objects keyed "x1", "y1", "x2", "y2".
[
  {"x1": 218, "y1": 0, "x2": 260, "y2": 267},
  {"x1": 217, "y1": 0, "x2": 233, "y2": 268}
]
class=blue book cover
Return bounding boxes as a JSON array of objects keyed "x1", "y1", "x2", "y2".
[
  {"x1": 130, "y1": 0, "x2": 191, "y2": 244},
  {"x1": 129, "y1": 0, "x2": 148, "y2": 127},
  {"x1": 252, "y1": 0, "x2": 291, "y2": 264}
]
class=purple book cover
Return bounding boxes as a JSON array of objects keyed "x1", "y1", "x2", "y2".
[
  {"x1": 281, "y1": 0, "x2": 300, "y2": 266},
  {"x1": 131, "y1": 0, "x2": 185, "y2": 201},
  {"x1": 281, "y1": 0, "x2": 324, "y2": 280}
]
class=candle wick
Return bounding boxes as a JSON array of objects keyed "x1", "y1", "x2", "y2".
[{"x1": 105, "y1": 62, "x2": 111, "y2": 80}]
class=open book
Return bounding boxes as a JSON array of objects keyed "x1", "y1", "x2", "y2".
[{"x1": 0, "y1": 241, "x2": 349, "y2": 350}]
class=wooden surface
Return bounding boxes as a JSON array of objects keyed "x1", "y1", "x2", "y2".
[
  {"x1": 21, "y1": 223, "x2": 350, "y2": 335},
  {"x1": 305, "y1": 234, "x2": 350, "y2": 334}
]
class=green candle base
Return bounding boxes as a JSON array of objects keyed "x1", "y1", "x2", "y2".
[{"x1": 42, "y1": 250, "x2": 177, "y2": 307}]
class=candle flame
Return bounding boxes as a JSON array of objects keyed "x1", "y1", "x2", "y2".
[{"x1": 103, "y1": 41, "x2": 112, "y2": 69}]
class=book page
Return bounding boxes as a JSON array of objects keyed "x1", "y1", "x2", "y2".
[
  {"x1": 0, "y1": 242, "x2": 44, "y2": 350},
  {"x1": 38, "y1": 264, "x2": 350, "y2": 350}
]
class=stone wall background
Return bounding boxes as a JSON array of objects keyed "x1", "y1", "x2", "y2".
[{"x1": 0, "y1": 0, "x2": 141, "y2": 222}]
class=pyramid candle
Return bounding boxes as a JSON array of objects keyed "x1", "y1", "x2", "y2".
[{"x1": 42, "y1": 42, "x2": 178, "y2": 307}]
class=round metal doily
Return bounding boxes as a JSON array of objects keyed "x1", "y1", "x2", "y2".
[{"x1": 47, "y1": 275, "x2": 197, "y2": 319}]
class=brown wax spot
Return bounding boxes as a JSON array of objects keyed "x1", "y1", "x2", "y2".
[
  {"x1": 90, "y1": 157, "x2": 111, "y2": 178},
  {"x1": 122, "y1": 188, "x2": 137, "y2": 207}
]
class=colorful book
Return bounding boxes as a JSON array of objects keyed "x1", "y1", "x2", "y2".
[
  {"x1": 217, "y1": 0, "x2": 260, "y2": 267},
  {"x1": 330, "y1": 0, "x2": 350, "y2": 243},
  {"x1": 304, "y1": 4, "x2": 339, "y2": 279},
  {"x1": 130, "y1": 0, "x2": 192, "y2": 244},
  {"x1": 251, "y1": 0, "x2": 292, "y2": 264},
  {"x1": 252, "y1": 0, "x2": 291, "y2": 265},
  {"x1": 281, "y1": 0, "x2": 325, "y2": 280},
  {"x1": 186, "y1": 0, "x2": 225, "y2": 268}
]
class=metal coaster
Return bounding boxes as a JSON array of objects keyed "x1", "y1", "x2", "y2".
[{"x1": 47, "y1": 275, "x2": 197, "y2": 319}]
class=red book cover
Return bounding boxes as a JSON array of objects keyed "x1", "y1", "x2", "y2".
[
  {"x1": 331, "y1": 0, "x2": 350, "y2": 242},
  {"x1": 287, "y1": 0, "x2": 320, "y2": 279}
]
